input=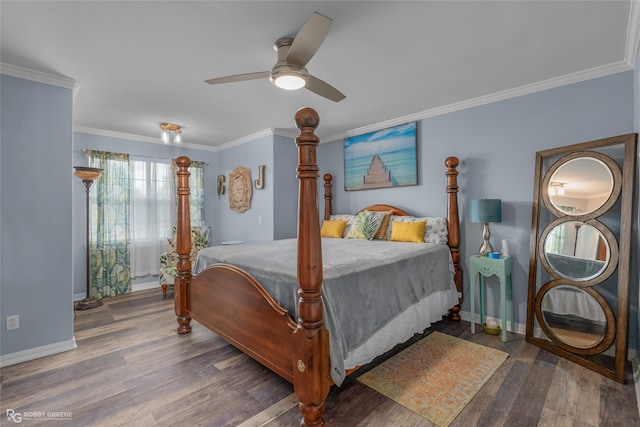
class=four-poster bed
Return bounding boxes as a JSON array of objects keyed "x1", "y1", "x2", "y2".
[{"x1": 173, "y1": 107, "x2": 462, "y2": 426}]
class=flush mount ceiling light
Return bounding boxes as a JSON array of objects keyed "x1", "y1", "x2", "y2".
[
  {"x1": 160, "y1": 123, "x2": 182, "y2": 144},
  {"x1": 270, "y1": 63, "x2": 309, "y2": 90}
]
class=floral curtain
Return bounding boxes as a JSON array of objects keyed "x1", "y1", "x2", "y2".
[
  {"x1": 171, "y1": 160, "x2": 205, "y2": 227},
  {"x1": 88, "y1": 150, "x2": 131, "y2": 298}
]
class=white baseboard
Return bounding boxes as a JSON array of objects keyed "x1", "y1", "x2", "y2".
[
  {"x1": 459, "y1": 310, "x2": 527, "y2": 335},
  {"x1": 131, "y1": 281, "x2": 160, "y2": 292},
  {"x1": 7, "y1": 284, "x2": 160, "y2": 368},
  {"x1": 74, "y1": 281, "x2": 160, "y2": 301},
  {"x1": 0, "y1": 338, "x2": 77, "y2": 368},
  {"x1": 459, "y1": 310, "x2": 638, "y2": 361}
]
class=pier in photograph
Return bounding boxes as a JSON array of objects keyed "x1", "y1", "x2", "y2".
[{"x1": 363, "y1": 154, "x2": 392, "y2": 189}]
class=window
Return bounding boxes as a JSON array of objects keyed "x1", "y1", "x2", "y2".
[
  {"x1": 88, "y1": 150, "x2": 205, "y2": 284},
  {"x1": 130, "y1": 158, "x2": 173, "y2": 277}
]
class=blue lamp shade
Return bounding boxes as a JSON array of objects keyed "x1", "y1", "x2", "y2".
[{"x1": 470, "y1": 199, "x2": 502, "y2": 223}]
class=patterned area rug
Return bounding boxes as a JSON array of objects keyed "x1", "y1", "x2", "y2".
[{"x1": 357, "y1": 331, "x2": 509, "y2": 427}]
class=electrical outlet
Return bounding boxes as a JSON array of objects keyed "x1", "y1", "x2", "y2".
[{"x1": 6, "y1": 315, "x2": 19, "y2": 330}]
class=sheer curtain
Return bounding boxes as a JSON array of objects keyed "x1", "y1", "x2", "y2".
[
  {"x1": 88, "y1": 150, "x2": 131, "y2": 298},
  {"x1": 130, "y1": 158, "x2": 172, "y2": 277},
  {"x1": 170, "y1": 160, "x2": 205, "y2": 227}
]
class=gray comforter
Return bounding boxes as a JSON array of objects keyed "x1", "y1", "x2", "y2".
[{"x1": 194, "y1": 238, "x2": 455, "y2": 385}]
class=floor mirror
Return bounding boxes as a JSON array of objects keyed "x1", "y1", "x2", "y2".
[{"x1": 526, "y1": 133, "x2": 637, "y2": 383}]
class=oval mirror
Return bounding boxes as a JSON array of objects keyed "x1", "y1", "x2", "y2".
[
  {"x1": 543, "y1": 221, "x2": 610, "y2": 281},
  {"x1": 540, "y1": 285, "x2": 608, "y2": 350},
  {"x1": 547, "y1": 156, "x2": 613, "y2": 215}
]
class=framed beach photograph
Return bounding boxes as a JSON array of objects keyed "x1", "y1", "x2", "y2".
[{"x1": 344, "y1": 122, "x2": 417, "y2": 191}]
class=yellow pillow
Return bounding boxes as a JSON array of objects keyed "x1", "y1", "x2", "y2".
[
  {"x1": 321, "y1": 220, "x2": 347, "y2": 238},
  {"x1": 389, "y1": 221, "x2": 426, "y2": 243}
]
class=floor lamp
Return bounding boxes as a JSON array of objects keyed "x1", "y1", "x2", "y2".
[{"x1": 74, "y1": 166, "x2": 103, "y2": 310}]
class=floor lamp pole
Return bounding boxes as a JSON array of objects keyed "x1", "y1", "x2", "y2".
[{"x1": 74, "y1": 167, "x2": 103, "y2": 310}]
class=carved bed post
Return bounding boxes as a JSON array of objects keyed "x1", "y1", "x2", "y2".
[
  {"x1": 445, "y1": 156, "x2": 462, "y2": 321},
  {"x1": 292, "y1": 108, "x2": 331, "y2": 427},
  {"x1": 323, "y1": 173, "x2": 333, "y2": 221},
  {"x1": 175, "y1": 156, "x2": 193, "y2": 334}
]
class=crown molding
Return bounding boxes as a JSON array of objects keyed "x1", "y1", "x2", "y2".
[
  {"x1": 345, "y1": 61, "x2": 632, "y2": 139},
  {"x1": 0, "y1": 63, "x2": 76, "y2": 89},
  {"x1": 215, "y1": 128, "x2": 275, "y2": 151},
  {"x1": 73, "y1": 126, "x2": 217, "y2": 152},
  {"x1": 626, "y1": 0, "x2": 640, "y2": 67}
]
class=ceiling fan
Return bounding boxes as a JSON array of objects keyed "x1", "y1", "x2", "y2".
[{"x1": 205, "y1": 12, "x2": 345, "y2": 102}]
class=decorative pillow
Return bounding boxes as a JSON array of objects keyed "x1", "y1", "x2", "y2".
[
  {"x1": 386, "y1": 216, "x2": 448, "y2": 244},
  {"x1": 321, "y1": 220, "x2": 347, "y2": 238},
  {"x1": 345, "y1": 210, "x2": 386, "y2": 240},
  {"x1": 389, "y1": 221, "x2": 426, "y2": 243},
  {"x1": 369, "y1": 210, "x2": 393, "y2": 240},
  {"x1": 330, "y1": 214, "x2": 357, "y2": 237},
  {"x1": 424, "y1": 217, "x2": 448, "y2": 244}
]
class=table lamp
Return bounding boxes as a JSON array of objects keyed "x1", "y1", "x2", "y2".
[{"x1": 470, "y1": 199, "x2": 502, "y2": 256}]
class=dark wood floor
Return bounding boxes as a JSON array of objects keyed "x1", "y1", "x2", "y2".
[{"x1": 1, "y1": 289, "x2": 637, "y2": 426}]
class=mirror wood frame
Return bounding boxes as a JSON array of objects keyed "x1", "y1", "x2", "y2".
[{"x1": 526, "y1": 133, "x2": 637, "y2": 384}]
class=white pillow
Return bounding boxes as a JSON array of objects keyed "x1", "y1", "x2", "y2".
[{"x1": 385, "y1": 215, "x2": 448, "y2": 244}]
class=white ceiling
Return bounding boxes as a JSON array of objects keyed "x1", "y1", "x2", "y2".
[{"x1": 1, "y1": 1, "x2": 638, "y2": 150}]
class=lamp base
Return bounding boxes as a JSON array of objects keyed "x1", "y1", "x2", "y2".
[
  {"x1": 74, "y1": 297, "x2": 103, "y2": 311},
  {"x1": 478, "y1": 241, "x2": 495, "y2": 256},
  {"x1": 479, "y1": 222, "x2": 494, "y2": 256}
]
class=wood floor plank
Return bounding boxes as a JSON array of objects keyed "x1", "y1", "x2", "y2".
[{"x1": 1, "y1": 289, "x2": 637, "y2": 426}]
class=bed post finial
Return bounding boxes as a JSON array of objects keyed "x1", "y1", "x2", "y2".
[
  {"x1": 175, "y1": 156, "x2": 193, "y2": 334},
  {"x1": 294, "y1": 107, "x2": 320, "y2": 132},
  {"x1": 293, "y1": 107, "x2": 330, "y2": 427},
  {"x1": 445, "y1": 156, "x2": 463, "y2": 321}
]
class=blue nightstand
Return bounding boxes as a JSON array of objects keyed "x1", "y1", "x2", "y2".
[{"x1": 469, "y1": 254, "x2": 513, "y2": 342}]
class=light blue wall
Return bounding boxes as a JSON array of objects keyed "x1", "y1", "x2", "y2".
[
  {"x1": 213, "y1": 135, "x2": 276, "y2": 244},
  {"x1": 273, "y1": 134, "x2": 298, "y2": 240},
  {"x1": 71, "y1": 132, "x2": 217, "y2": 295},
  {"x1": 318, "y1": 71, "x2": 636, "y2": 345},
  {"x1": 212, "y1": 134, "x2": 299, "y2": 244},
  {"x1": 1, "y1": 74, "x2": 74, "y2": 356}
]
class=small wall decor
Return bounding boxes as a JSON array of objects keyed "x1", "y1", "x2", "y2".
[
  {"x1": 254, "y1": 165, "x2": 265, "y2": 189},
  {"x1": 344, "y1": 122, "x2": 417, "y2": 191},
  {"x1": 217, "y1": 175, "x2": 225, "y2": 199},
  {"x1": 228, "y1": 167, "x2": 252, "y2": 212}
]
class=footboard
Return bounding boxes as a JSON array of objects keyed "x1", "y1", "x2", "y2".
[{"x1": 188, "y1": 264, "x2": 297, "y2": 382}]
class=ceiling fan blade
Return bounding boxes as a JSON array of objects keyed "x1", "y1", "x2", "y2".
[
  {"x1": 305, "y1": 75, "x2": 345, "y2": 102},
  {"x1": 286, "y1": 12, "x2": 332, "y2": 67},
  {"x1": 205, "y1": 71, "x2": 270, "y2": 85}
]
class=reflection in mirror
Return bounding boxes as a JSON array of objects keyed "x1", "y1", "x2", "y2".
[
  {"x1": 548, "y1": 157, "x2": 613, "y2": 215},
  {"x1": 541, "y1": 285, "x2": 606, "y2": 349},
  {"x1": 544, "y1": 221, "x2": 609, "y2": 281}
]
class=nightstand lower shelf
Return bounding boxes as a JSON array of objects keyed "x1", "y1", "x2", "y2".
[{"x1": 469, "y1": 254, "x2": 513, "y2": 342}]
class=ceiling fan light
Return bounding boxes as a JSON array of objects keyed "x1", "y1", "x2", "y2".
[
  {"x1": 273, "y1": 74, "x2": 307, "y2": 90},
  {"x1": 174, "y1": 130, "x2": 182, "y2": 144}
]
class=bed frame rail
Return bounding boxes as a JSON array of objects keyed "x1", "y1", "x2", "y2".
[{"x1": 174, "y1": 108, "x2": 462, "y2": 426}]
